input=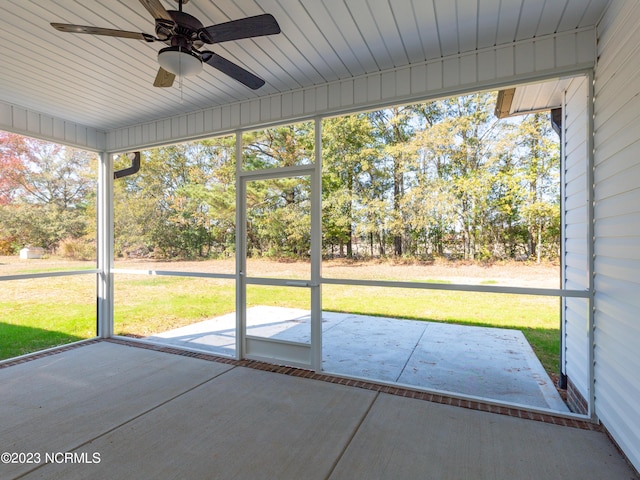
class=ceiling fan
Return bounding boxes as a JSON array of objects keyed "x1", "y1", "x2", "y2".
[{"x1": 50, "y1": 0, "x2": 280, "y2": 89}]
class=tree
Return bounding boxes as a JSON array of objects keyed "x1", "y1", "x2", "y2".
[
  {"x1": 0, "y1": 132, "x2": 96, "y2": 254},
  {"x1": 369, "y1": 107, "x2": 416, "y2": 256},
  {"x1": 322, "y1": 114, "x2": 381, "y2": 257},
  {"x1": 1, "y1": 91, "x2": 563, "y2": 263},
  {"x1": 113, "y1": 136, "x2": 236, "y2": 258},
  {"x1": 242, "y1": 122, "x2": 314, "y2": 258},
  {"x1": 408, "y1": 94, "x2": 503, "y2": 259},
  {"x1": 0, "y1": 132, "x2": 94, "y2": 209},
  {"x1": 516, "y1": 113, "x2": 560, "y2": 262}
]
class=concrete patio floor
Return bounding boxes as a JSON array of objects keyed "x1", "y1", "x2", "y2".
[
  {"x1": 0, "y1": 342, "x2": 635, "y2": 480},
  {"x1": 148, "y1": 306, "x2": 568, "y2": 412}
]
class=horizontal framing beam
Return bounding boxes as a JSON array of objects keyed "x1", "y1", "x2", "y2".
[
  {"x1": 321, "y1": 278, "x2": 589, "y2": 298},
  {"x1": 0, "y1": 269, "x2": 99, "y2": 282},
  {"x1": 111, "y1": 269, "x2": 235, "y2": 280},
  {"x1": 0, "y1": 101, "x2": 106, "y2": 151},
  {"x1": 109, "y1": 268, "x2": 588, "y2": 299},
  {"x1": 106, "y1": 28, "x2": 597, "y2": 152}
]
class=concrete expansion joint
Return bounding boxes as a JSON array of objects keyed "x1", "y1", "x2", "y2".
[{"x1": 103, "y1": 338, "x2": 599, "y2": 431}]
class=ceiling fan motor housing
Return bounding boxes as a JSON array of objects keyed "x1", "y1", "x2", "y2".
[
  {"x1": 156, "y1": 10, "x2": 204, "y2": 49},
  {"x1": 156, "y1": 9, "x2": 205, "y2": 76}
]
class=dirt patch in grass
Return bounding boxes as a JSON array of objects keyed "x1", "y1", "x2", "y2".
[
  {"x1": 111, "y1": 256, "x2": 559, "y2": 288},
  {"x1": 2, "y1": 254, "x2": 559, "y2": 288},
  {"x1": 320, "y1": 258, "x2": 559, "y2": 288}
]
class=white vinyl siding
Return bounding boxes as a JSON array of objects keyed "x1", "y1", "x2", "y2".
[
  {"x1": 593, "y1": 0, "x2": 640, "y2": 472},
  {"x1": 0, "y1": 101, "x2": 105, "y2": 151},
  {"x1": 562, "y1": 76, "x2": 591, "y2": 406}
]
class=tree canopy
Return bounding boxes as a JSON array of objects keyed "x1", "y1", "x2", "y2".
[
  {"x1": 0, "y1": 91, "x2": 560, "y2": 262},
  {"x1": 0, "y1": 132, "x2": 97, "y2": 256}
]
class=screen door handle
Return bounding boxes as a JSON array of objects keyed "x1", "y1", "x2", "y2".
[{"x1": 285, "y1": 280, "x2": 317, "y2": 287}]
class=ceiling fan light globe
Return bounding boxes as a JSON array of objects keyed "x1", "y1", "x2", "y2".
[{"x1": 157, "y1": 46, "x2": 202, "y2": 77}]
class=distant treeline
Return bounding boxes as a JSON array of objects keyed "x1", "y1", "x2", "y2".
[{"x1": 0, "y1": 92, "x2": 559, "y2": 262}]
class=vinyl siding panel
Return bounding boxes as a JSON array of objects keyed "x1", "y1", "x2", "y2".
[
  {"x1": 561, "y1": 75, "x2": 590, "y2": 406},
  {"x1": 595, "y1": 140, "x2": 640, "y2": 187},
  {"x1": 565, "y1": 175, "x2": 586, "y2": 197},
  {"x1": 565, "y1": 297, "x2": 589, "y2": 396},
  {"x1": 105, "y1": 29, "x2": 597, "y2": 151},
  {"x1": 565, "y1": 263, "x2": 588, "y2": 286},
  {"x1": 593, "y1": 0, "x2": 640, "y2": 472}
]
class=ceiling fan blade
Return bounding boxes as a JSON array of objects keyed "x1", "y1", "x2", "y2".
[
  {"x1": 201, "y1": 51, "x2": 265, "y2": 90},
  {"x1": 153, "y1": 67, "x2": 175, "y2": 88},
  {"x1": 200, "y1": 14, "x2": 281, "y2": 44},
  {"x1": 51, "y1": 23, "x2": 155, "y2": 41},
  {"x1": 138, "y1": 0, "x2": 174, "y2": 22}
]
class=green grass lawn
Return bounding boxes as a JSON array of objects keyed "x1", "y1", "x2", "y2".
[
  {"x1": 0, "y1": 276, "x2": 96, "y2": 359},
  {"x1": 1, "y1": 266, "x2": 561, "y2": 378}
]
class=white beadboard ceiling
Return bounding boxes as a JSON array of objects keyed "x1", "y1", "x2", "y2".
[
  {"x1": 510, "y1": 78, "x2": 573, "y2": 115},
  {"x1": 0, "y1": 0, "x2": 610, "y2": 132}
]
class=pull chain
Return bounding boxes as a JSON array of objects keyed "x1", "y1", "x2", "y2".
[{"x1": 178, "y1": 45, "x2": 184, "y2": 103}]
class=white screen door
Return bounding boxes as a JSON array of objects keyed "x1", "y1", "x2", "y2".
[{"x1": 238, "y1": 165, "x2": 320, "y2": 369}]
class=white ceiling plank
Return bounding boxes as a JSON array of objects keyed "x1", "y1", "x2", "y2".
[
  {"x1": 0, "y1": 0, "x2": 608, "y2": 132},
  {"x1": 578, "y1": 0, "x2": 612, "y2": 27},
  {"x1": 557, "y1": 0, "x2": 592, "y2": 32},
  {"x1": 509, "y1": 78, "x2": 572, "y2": 114},
  {"x1": 329, "y1": 1, "x2": 378, "y2": 74},
  {"x1": 434, "y1": 0, "x2": 459, "y2": 57},
  {"x1": 260, "y1": 0, "x2": 339, "y2": 84},
  {"x1": 515, "y1": 0, "x2": 545, "y2": 41},
  {"x1": 495, "y1": 0, "x2": 523, "y2": 46},
  {"x1": 0, "y1": 4, "x2": 167, "y2": 122},
  {"x1": 457, "y1": 0, "x2": 480, "y2": 55},
  {"x1": 344, "y1": 0, "x2": 391, "y2": 71},
  {"x1": 366, "y1": 0, "x2": 409, "y2": 69},
  {"x1": 299, "y1": 0, "x2": 358, "y2": 79},
  {"x1": 70, "y1": 0, "x2": 156, "y2": 34},
  {"x1": 388, "y1": 1, "x2": 426, "y2": 64},
  {"x1": 410, "y1": 0, "x2": 440, "y2": 61},
  {"x1": 536, "y1": 0, "x2": 569, "y2": 36},
  {"x1": 476, "y1": 0, "x2": 501, "y2": 49},
  {"x1": 317, "y1": 1, "x2": 370, "y2": 76},
  {"x1": 271, "y1": 0, "x2": 343, "y2": 82}
]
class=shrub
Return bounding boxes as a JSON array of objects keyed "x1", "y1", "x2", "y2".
[
  {"x1": 57, "y1": 237, "x2": 95, "y2": 261},
  {"x1": 0, "y1": 235, "x2": 17, "y2": 255}
]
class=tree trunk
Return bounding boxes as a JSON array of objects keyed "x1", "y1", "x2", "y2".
[
  {"x1": 537, "y1": 220, "x2": 542, "y2": 263},
  {"x1": 393, "y1": 156, "x2": 403, "y2": 256}
]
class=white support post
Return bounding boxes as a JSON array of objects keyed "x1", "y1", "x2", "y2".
[
  {"x1": 587, "y1": 70, "x2": 597, "y2": 422},
  {"x1": 559, "y1": 92, "x2": 567, "y2": 386},
  {"x1": 97, "y1": 151, "x2": 114, "y2": 338},
  {"x1": 235, "y1": 131, "x2": 245, "y2": 360},
  {"x1": 311, "y1": 118, "x2": 323, "y2": 371}
]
